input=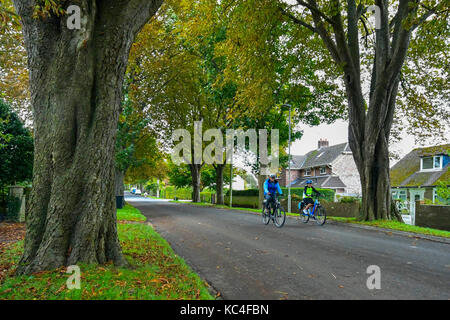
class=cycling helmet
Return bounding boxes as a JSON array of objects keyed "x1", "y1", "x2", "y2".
[
  {"x1": 306, "y1": 180, "x2": 313, "y2": 184},
  {"x1": 269, "y1": 174, "x2": 276, "y2": 179}
]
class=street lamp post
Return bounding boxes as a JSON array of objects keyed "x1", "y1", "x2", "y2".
[{"x1": 282, "y1": 104, "x2": 292, "y2": 214}]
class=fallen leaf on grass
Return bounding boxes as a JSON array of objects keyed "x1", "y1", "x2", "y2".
[{"x1": 55, "y1": 284, "x2": 66, "y2": 295}]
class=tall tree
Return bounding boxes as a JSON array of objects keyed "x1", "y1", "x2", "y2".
[
  {"x1": 278, "y1": 0, "x2": 449, "y2": 220},
  {"x1": 115, "y1": 89, "x2": 165, "y2": 206},
  {"x1": 196, "y1": 0, "x2": 346, "y2": 206},
  {"x1": 127, "y1": 1, "x2": 233, "y2": 202},
  {"x1": 12, "y1": 0, "x2": 163, "y2": 275},
  {"x1": 220, "y1": 0, "x2": 449, "y2": 220}
]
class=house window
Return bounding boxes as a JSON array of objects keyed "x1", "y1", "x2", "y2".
[
  {"x1": 320, "y1": 167, "x2": 326, "y2": 175},
  {"x1": 305, "y1": 168, "x2": 311, "y2": 176},
  {"x1": 392, "y1": 190, "x2": 407, "y2": 201},
  {"x1": 421, "y1": 156, "x2": 442, "y2": 171}
]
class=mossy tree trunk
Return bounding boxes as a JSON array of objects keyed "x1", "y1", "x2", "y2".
[
  {"x1": 13, "y1": 0, "x2": 163, "y2": 275},
  {"x1": 214, "y1": 163, "x2": 225, "y2": 205}
]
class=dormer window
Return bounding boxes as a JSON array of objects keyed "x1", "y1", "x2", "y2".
[
  {"x1": 421, "y1": 156, "x2": 442, "y2": 171},
  {"x1": 305, "y1": 168, "x2": 311, "y2": 176},
  {"x1": 320, "y1": 167, "x2": 326, "y2": 175}
]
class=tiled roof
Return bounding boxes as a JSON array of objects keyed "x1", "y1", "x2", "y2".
[
  {"x1": 390, "y1": 143, "x2": 450, "y2": 187},
  {"x1": 299, "y1": 143, "x2": 348, "y2": 169},
  {"x1": 289, "y1": 155, "x2": 306, "y2": 169},
  {"x1": 323, "y1": 176, "x2": 347, "y2": 188}
]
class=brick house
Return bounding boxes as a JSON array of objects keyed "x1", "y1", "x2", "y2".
[{"x1": 280, "y1": 139, "x2": 362, "y2": 195}]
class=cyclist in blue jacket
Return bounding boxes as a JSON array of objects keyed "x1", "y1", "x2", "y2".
[{"x1": 263, "y1": 174, "x2": 283, "y2": 209}]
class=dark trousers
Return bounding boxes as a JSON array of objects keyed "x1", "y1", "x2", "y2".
[{"x1": 264, "y1": 193, "x2": 277, "y2": 208}]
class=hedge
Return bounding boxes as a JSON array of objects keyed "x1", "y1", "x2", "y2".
[
  {"x1": 281, "y1": 187, "x2": 335, "y2": 202},
  {"x1": 225, "y1": 189, "x2": 259, "y2": 197},
  {"x1": 200, "y1": 191, "x2": 215, "y2": 203},
  {"x1": 226, "y1": 187, "x2": 335, "y2": 202},
  {"x1": 161, "y1": 187, "x2": 216, "y2": 202},
  {"x1": 163, "y1": 186, "x2": 192, "y2": 200},
  {"x1": 224, "y1": 195, "x2": 259, "y2": 208}
]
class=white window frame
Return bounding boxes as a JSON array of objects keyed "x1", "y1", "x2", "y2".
[
  {"x1": 392, "y1": 189, "x2": 407, "y2": 201},
  {"x1": 304, "y1": 168, "x2": 311, "y2": 176},
  {"x1": 320, "y1": 166, "x2": 326, "y2": 175},
  {"x1": 420, "y1": 156, "x2": 443, "y2": 171}
]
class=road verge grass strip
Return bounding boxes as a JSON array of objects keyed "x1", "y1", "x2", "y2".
[
  {"x1": 117, "y1": 204, "x2": 147, "y2": 222},
  {"x1": 0, "y1": 205, "x2": 214, "y2": 300}
]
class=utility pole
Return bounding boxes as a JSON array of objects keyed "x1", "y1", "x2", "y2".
[
  {"x1": 283, "y1": 104, "x2": 292, "y2": 213},
  {"x1": 229, "y1": 142, "x2": 233, "y2": 208}
]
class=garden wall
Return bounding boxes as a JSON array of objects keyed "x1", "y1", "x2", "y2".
[
  {"x1": 325, "y1": 202, "x2": 360, "y2": 218},
  {"x1": 415, "y1": 202, "x2": 450, "y2": 231},
  {"x1": 280, "y1": 199, "x2": 360, "y2": 217}
]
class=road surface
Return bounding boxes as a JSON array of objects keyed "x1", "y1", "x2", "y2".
[{"x1": 126, "y1": 194, "x2": 450, "y2": 300}]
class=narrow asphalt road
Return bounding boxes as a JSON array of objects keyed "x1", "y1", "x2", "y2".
[{"x1": 126, "y1": 194, "x2": 450, "y2": 300}]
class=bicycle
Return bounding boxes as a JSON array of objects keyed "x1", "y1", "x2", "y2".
[
  {"x1": 298, "y1": 195, "x2": 326, "y2": 226},
  {"x1": 262, "y1": 194, "x2": 286, "y2": 228}
]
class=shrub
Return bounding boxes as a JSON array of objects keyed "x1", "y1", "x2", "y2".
[
  {"x1": 339, "y1": 196, "x2": 360, "y2": 203},
  {"x1": 226, "y1": 189, "x2": 259, "y2": 197},
  {"x1": 163, "y1": 186, "x2": 193, "y2": 200},
  {"x1": 200, "y1": 191, "x2": 215, "y2": 203},
  {"x1": 281, "y1": 187, "x2": 335, "y2": 202},
  {"x1": 225, "y1": 187, "x2": 336, "y2": 202}
]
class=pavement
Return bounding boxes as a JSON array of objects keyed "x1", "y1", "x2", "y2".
[{"x1": 125, "y1": 193, "x2": 450, "y2": 300}]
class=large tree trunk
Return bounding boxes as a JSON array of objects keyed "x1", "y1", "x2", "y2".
[
  {"x1": 283, "y1": 0, "x2": 422, "y2": 222},
  {"x1": 214, "y1": 164, "x2": 225, "y2": 205},
  {"x1": 189, "y1": 164, "x2": 201, "y2": 202},
  {"x1": 347, "y1": 78, "x2": 403, "y2": 222},
  {"x1": 14, "y1": 0, "x2": 163, "y2": 275}
]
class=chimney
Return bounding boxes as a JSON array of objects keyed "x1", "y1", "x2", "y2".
[{"x1": 318, "y1": 138, "x2": 329, "y2": 149}]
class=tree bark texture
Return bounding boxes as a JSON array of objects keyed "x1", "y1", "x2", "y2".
[
  {"x1": 115, "y1": 168, "x2": 125, "y2": 208},
  {"x1": 214, "y1": 164, "x2": 225, "y2": 205},
  {"x1": 257, "y1": 164, "x2": 268, "y2": 209},
  {"x1": 189, "y1": 164, "x2": 201, "y2": 203},
  {"x1": 13, "y1": 0, "x2": 163, "y2": 274}
]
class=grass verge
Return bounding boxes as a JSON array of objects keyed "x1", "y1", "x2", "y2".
[
  {"x1": 117, "y1": 204, "x2": 147, "y2": 222},
  {"x1": 171, "y1": 200, "x2": 450, "y2": 239},
  {"x1": 0, "y1": 205, "x2": 214, "y2": 300},
  {"x1": 327, "y1": 217, "x2": 450, "y2": 238}
]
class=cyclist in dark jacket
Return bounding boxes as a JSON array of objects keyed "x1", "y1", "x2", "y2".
[
  {"x1": 302, "y1": 180, "x2": 320, "y2": 214},
  {"x1": 263, "y1": 174, "x2": 282, "y2": 209}
]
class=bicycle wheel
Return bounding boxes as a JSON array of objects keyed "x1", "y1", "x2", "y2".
[
  {"x1": 315, "y1": 206, "x2": 326, "y2": 225},
  {"x1": 274, "y1": 206, "x2": 286, "y2": 228},
  {"x1": 300, "y1": 210, "x2": 309, "y2": 224},
  {"x1": 262, "y1": 206, "x2": 270, "y2": 225}
]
